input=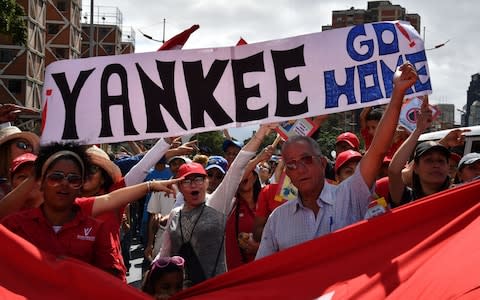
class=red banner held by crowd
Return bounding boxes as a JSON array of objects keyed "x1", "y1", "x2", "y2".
[
  {"x1": 2, "y1": 180, "x2": 480, "y2": 299},
  {"x1": 173, "y1": 180, "x2": 480, "y2": 299}
]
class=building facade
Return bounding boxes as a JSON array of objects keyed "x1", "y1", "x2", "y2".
[
  {"x1": 0, "y1": 1, "x2": 134, "y2": 130},
  {"x1": 433, "y1": 103, "x2": 455, "y2": 130},
  {"x1": 465, "y1": 73, "x2": 480, "y2": 126}
]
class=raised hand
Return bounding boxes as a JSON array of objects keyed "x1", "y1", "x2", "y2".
[{"x1": 393, "y1": 62, "x2": 418, "y2": 92}]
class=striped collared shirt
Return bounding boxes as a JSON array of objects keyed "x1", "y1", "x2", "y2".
[{"x1": 255, "y1": 167, "x2": 373, "y2": 259}]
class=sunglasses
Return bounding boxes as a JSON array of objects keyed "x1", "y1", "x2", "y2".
[
  {"x1": 45, "y1": 172, "x2": 83, "y2": 189},
  {"x1": 151, "y1": 256, "x2": 185, "y2": 270},
  {"x1": 15, "y1": 141, "x2": 33, "y2": 151},
  {"x1": 180, "y1": 176, "x2": 205, "y2": 187},
  {"x1": 285, "y1": 155, "x2": 320, "y2": 171}
]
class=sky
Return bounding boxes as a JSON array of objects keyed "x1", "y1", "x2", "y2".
[{"x1": 92, "y1": 0, "x2": 480, "y2": 141}]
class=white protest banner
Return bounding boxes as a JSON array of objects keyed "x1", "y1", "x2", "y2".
[{"x1": 41, "y1": 21, "x2": 431, "y2": 145}]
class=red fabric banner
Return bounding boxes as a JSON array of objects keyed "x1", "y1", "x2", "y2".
[
  {"x1": 173, "y1": 180, "x2": 480, "y2": 299},
  {"x1": 0, "y1": 225, "x2": 149, "y2": 300},
  {"x1": 2, "y1": 181, "x2": 480, "y2": 299},
  {"x1": 157, "y1": 24, "x2": 200, "y2": 51}
]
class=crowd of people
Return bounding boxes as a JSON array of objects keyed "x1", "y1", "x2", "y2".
[{"x1": 1, "y1": 62, "x2": 480, "y2": 299}]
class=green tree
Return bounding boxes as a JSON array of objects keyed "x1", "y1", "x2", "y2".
[
  {"x1": 314, "y1": 116, "x2": 343, "y2": 160},
  {"x1": 243, "y1": 131, "x2": 279, "y2": 154},
  {"x1": 0, "y1": 0, "x2": 27, "y2": 45},
  {"x1": 195, "y1": 131, "x2": 226, "y2": 156}
]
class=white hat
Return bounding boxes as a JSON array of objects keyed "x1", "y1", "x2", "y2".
[{"x1": 0, "y1": 126, "x2": 39, "y2": 153}]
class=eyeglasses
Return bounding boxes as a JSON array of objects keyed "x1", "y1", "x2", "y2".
[
  {"x1": 151, "y1": 256, "x2": 185, "y2": 271},
  {"x1": 45, "y1": 172, "x2": 83, "y2": 189},
  {"x1": 207, "y1": 173, "x2": 224, "y2": 180},
  {"x1": 180, "y1": 176, "x2": 205, "y2": 187},
  {"x1": 15, "y1": 141, "x2": 33, "y2": 152},
  {"x1": 285, "y1": 155, "x2": 320, "y2": 171},
  {"x1": 88, "y1": 165, "x2": 100, "y2": 175}
]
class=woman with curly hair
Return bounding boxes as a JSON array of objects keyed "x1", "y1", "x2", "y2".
[{"x1": 1, "y1": 142, "x2": 179, "y2": 278}]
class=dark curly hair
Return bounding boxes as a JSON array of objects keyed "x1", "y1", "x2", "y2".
[
  {"x1": 142, "y1": 263, "x2": 184, "y2": 295},
  {"x1": 34, "y1": 142, "x2": 91, "y2": 181},
  {"x1": 366, "y1": 108, "x2": 384, "y2": 122}
]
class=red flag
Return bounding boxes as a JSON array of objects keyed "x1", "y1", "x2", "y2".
[
  {"x1": 157, "y1": 24, "x2": 200, "y2": 51},
  {"x1": 236, "y1": 37, "x2": 247, "y2": 46},
  {"x1": 0, "y1": 225, "x2": 150, "y2": 299},
  {"x1": 40, "y1": 89, "x2": 50, "y2": 134},
  {"x1": 172, "y1": 180, "x2": 480, "y2": 299}
]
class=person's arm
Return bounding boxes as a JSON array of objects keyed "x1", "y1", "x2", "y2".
[
  {"x1": 0, "y1": 177, "x2": 41, "y2": 220},
  {"x1": 92, "y1": 179, "x2": 180, "y2": 216},
  {"x1": 438, "y1": 128, "x2": 470, "y2": 149},
  {"x1": 255, "y1": 216, "x2": 278, "y2": 260},
  {"x1": 359, "y1": 62, "x2": 418, "y2": 188},
  {"x1": 0, "y1": 104, "x2": 39, "y2": 123},
  {"x1": 388, "y1": 98, "x2": 432, "y2": 205},
  {"x1": 158, "y1": 212, "x2": 173, "y2": 258},
  {"x1": 223, "y1": 128, "x2": 232, "y2": 140},
  {"x1": 243, "y1": 145, "x2": 275, "y2": 178},
  {"x1": 253, "y1": 216, "x2": 267, "y2": 243},
  {"x1": 144, "y1": 212, "x2": 158, "y2": 261},
  {"x1": 360, "y1": 106, "x2": 372, "y2": 131},
  {"x1": 127, "y1": 141, "x2": 144, "y2": 155},
  {"x1": 163, "y1": 140, "x2": 197, "y2": 161},
  {"x1": 123, "y1": 139, "x2": 171, "y2": 186},
  {"x1": 207, "y1": 124, "x2": 276, "y2": 214}
]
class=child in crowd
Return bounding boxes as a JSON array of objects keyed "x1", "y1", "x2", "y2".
[
  {"x1": 142, "y1": 256, "x2": 185, "y2": 299},
  {"x1": 360, "y1": 106, "x2": 408, "y2": 157}
]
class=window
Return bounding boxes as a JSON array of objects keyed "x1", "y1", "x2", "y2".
[
  {"x1": 56, "y1": 1, "x2": 66, "y2": 11},
  {"x1": 98, "y1": 27, "x2": 110, "y2": 39},
  {"x1": 0, "y1": 49, "x2": 15, "y2": 63},
  {"x1": 104, "y1": 45, "x2": 114, "y2": 55},
  {"x1": 8, "y1": 80, "x2": 22, "y2": 94},
  {"x1": 47, "y1": 24, "x2": 60, "y2": 35},
  {"x1": 54, "y1": 48, "x2": 66, "y2": 59}
]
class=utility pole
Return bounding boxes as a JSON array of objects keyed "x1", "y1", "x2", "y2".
[
  {"x1": 139, "y1": 19, "x2": 166, "y2": 44},
  {"x1": 89, "y1": 0, "x2": 94, "y2": 57},
  {"x1": 162, "y1": 18, "x2": 166, "y2": 43}
]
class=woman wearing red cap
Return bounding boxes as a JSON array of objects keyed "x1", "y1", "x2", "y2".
[
  {"x1": 159, "y1": 124, "x2": 275, "y2": 286},
  {"x1": 0, "y1": 126, "x2": 39, "y2": 200}
]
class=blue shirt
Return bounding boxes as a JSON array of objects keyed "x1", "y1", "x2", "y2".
[{"x1": 255, "y1": 167, "x2": 373, "y2": 259}]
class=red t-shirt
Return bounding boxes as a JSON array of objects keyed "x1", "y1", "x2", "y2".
[
  {"x1": 225, "y1": 196, "x2": 256, "y2": 270},
  {"x1": 361, "y1": 128, "x2": 374, "y2": 151},
  {"x1": 255, "y1": 184, "x2": 285, "y2": 218},
  {"x1": 1, "y1": 205, "x2": 121, "y2": 277},
  {"x1": 75, "y1": 178, "x2": 128, "y2": 281},
  {"x1": 375, "y1": 176, "x2": 390, "y2": 203}
]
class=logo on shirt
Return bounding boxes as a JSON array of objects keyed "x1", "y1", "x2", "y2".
[
  {"x1": 77, "y1": 227, "x2": 95, "y2": 241},
  {"x1": 84, "y1": 227, "x2": 92, "y2": 236}
]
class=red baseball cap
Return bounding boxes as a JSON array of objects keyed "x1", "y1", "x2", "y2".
[
  {"x1": 336, "y1": 132, "x2": 360, "y2": 150},
  {"x1": 176, "y1": 162, "x2": 207, "y2": 179},
  {"x1": 335, "y1": 150, "x2": 362, "y2": 173},
  {"x1": 10, "y1": 153, "x2": 37, "y2": 175}
]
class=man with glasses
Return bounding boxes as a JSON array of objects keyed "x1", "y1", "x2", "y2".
[{"x1": 256, "y1": 62, "x2": 419, "y2": 259}]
